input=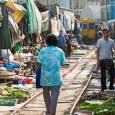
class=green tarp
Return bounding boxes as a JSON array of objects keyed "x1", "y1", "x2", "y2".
[
  {"x1": 0, "y1": 2, "x2": 13, "y2": 49},
  {"x1": 26, "y1": 0, "x2": 38, "y2": 34}
]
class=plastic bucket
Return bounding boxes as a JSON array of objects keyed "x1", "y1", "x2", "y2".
[{"x1": 23, "y1": 78, "x2": 31, "y2": 84}]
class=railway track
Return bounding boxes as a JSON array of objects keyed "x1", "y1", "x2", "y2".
[
  {"x1": 71, "y1": 70, "x2": 113, "y2": 115},
  {"x1": 70, "y1": 56, "x2": 115, "y2": 114},
  {"x1": 7, "y1": 46, "x2": 96, "y2": 115}
]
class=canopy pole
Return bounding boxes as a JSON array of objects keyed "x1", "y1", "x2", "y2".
[{"x1": 7, "y1": 49, "x2": 10, "y2": 69}]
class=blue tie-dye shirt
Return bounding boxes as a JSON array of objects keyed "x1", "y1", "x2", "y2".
[{"x1": 37, "y1": 46, "x2": 66, "y2": 86}]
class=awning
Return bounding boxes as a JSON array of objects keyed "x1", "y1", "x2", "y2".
[
  {"x1": 0, "y1": 2, "x2": 12, "y2": 49},
  {"x1": 6, "y1": 2, "x2": 26, "y2": 23}
]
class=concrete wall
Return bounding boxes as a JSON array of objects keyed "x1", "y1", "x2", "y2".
[
  {"x1": 87, "y1": 0, "x2": 101, "y2": 6},
  {"x1": 74, "y1": 0, "x2": 87, "y2": 16},
  {"x1": 58, "y1": 0, "x2": 70, "y2": 9},
  {"x1": 38, "y1": 0, "x2": 70, "y2": 9}
]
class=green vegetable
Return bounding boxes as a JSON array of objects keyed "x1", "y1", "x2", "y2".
[{"x1": 80, "y1": 99, "x2": 115, "y2": 115}]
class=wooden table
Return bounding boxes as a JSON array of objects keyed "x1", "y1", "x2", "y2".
[{"x1": 0, "y1": 75, "x2": 22, "y2": 84}]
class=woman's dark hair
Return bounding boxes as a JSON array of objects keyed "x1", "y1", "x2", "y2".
[{"x1": 46, "y1": 34, "x2": 58, "y2": 46}]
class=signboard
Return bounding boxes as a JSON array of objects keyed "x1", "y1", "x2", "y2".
[
  {"x1": 6, "y1": 2, "x2": 26, "y2": 23},
  {"x1": 110, "y1": 0, "x2": 115, "y2": 20}
]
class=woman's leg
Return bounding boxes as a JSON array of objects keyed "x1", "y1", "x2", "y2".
[
  {"x1": 42, "y1": 86, "x2": 52, "y2": 114},
  {"x1": 50, "y1": 86, "x2": 61, "y2": 115}
]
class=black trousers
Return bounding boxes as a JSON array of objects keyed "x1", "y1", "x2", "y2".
[{"x1": 100, "y1": 60, "x2": 115, "y2": 90}]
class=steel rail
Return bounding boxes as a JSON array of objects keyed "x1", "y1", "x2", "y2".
[
  {"x1": 69, "y1": 73, "x2": 93, "y2": 115},
  {"x1": 11, "y1": 91, "x2": 43, "y2": 115},
  {"x1": 62, "y1": 49, "x2": 94, "y2": 77}
]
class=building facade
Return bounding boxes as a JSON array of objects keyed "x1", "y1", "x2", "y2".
[
  {"x1": 85, "y1": 0, "x2": 115, "y2": 21},
  {"x1": 100, "y1": 0, "x2": 110, "y2": 21},
  {"x1": 38, "y1": 0, "x2": 70, "y2": 9},
  {"x1": 71, "y1": 0, "x2": 87, "y2": 16},
  {"x1": 110, "y1": 0, "x2": 115, "y2": 20},
  {"x1": 87, "y1": 0, "x2": 101, "y2": 6},
  {"x1": 37, "y1": 0, "x2": 102, "y2": 18},
  {"x1": 58, "y1": 0, "x2": 70, "y2": 9},
  {"x1": 71, "y1": 0, "x2": 100, "y2": 17}
]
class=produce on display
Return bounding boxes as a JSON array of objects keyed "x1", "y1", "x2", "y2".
[
  {"x1": 0, "y1": 86, "x2": 30, "y2": 105},
  {"x1": 0, "y1": 97, "x2": 18, "y2": 106},
  {"x1": 80, "y1": 99, "x2": 115, "y2": 115}
]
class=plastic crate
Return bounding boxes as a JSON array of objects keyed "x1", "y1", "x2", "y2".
[{"x1": 0, "y1": 97, "x2": 18, "y2": 106}]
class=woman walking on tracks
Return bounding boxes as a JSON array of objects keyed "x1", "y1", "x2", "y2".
[
  {"x1": 36, "y1": 34, "x2": 66, "y2": 115},
  {"x1": 96, "y1": 29, "x2": 115, "y2": 91}
]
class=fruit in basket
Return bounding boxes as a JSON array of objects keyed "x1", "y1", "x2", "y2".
[{"x1": 2, "y1": 90, "x2": 8, "y2": 96}]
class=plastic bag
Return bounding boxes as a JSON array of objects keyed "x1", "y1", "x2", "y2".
[{"x1": 36, "y1": 68, "x2": 42, "y2": 88}]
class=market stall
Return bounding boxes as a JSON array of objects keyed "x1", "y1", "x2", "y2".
[{"x1": 0, "y1": 2, "x2": 37, "y2": 111}]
